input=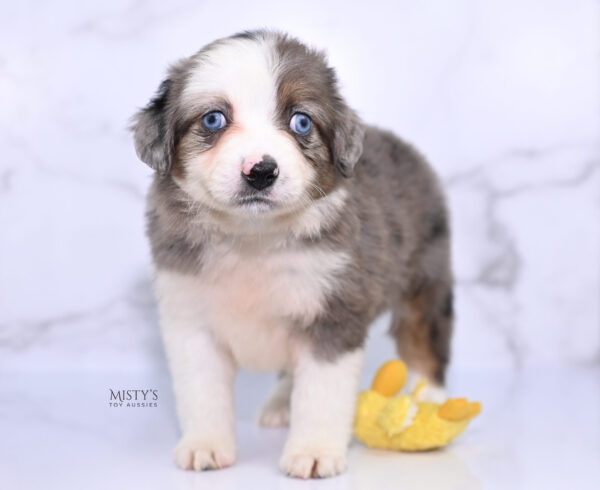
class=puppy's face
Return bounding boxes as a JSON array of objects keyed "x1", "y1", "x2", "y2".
[{"x1": 133, "y1": 31, "x2": 364, "y2": 217}]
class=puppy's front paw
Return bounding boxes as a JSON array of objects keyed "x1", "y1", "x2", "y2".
[
  {"x1": 174, "y1": 435, "x2": 236, "y2": 471},
  {"x1": 280, "y1": 447, "x2": 347, "y2": 479}
]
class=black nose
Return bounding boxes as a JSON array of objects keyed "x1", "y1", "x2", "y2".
[{"x1": 242, "y1": 159, "x2": 279, "y2": 190}]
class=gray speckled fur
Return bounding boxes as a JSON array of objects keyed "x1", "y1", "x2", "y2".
[
  {"x1": 304, "y1": 127, "x2": 453, "y2": 382},
  {"x1": 134, "y1": 31, "x2": 453, "y2": 384}
]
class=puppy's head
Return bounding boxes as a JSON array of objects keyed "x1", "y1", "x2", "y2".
[{"x1": 131, "y1": 31, "x2": 364, "y2": 216}]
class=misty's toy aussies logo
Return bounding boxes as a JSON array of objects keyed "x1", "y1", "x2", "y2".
[{"x1": 109, "y1": 389, "x2": 159, "y2": 408}]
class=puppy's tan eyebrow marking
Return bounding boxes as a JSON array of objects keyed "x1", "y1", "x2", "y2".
[{"x1": 188, "y1": 97, "x2": 234, "y2": 124}]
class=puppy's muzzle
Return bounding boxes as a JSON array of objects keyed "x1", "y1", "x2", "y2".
[{"x1": 241, "y1": 157, "x2": 279, "y2": 191}]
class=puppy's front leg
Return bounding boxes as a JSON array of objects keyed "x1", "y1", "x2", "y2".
[
  {"x1": 156, "y1": 270, "x2": 236, "y2": 471},
  {"x1": 281, "y1": 347, "x2": 364, "y2": 479}
]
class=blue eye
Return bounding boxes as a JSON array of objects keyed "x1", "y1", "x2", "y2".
[
  {"x1": 202, "y1": 111, "x2": 226, "y2": 131},
  {"x1": 290, "y1": 113, "x2": 311, "y2": 135}
]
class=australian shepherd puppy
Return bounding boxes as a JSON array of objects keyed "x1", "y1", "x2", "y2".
[{"x1": 131, "y1": 30, "x2": 453, "y2": 479}]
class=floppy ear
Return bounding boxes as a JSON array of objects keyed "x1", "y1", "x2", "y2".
[
  {"x1": 332, "y1": 106, "x2": 365, "y2": 178},
  {"x1": 131, "y1": 79, "x2": 173, "y2": 174}
]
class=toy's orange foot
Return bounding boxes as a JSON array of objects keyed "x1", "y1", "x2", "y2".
[
  {"x1": 371, "y1": 360, "x2": 408, "y2": 397},
  {"x1": 438, "y1": 398, "x2": 481, "y2": 421}
]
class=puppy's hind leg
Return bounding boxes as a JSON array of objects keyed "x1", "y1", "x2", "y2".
[
  {"x1": 390, "y1": 279, "x2": 453, "y2": 401},
  {"x1": 258, "y1": 371, "x2": 293, "y2": 428}
]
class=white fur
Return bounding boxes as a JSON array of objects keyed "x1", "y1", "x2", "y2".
[
  {"x1": 288, "y1": 187, "x2": 349, "y2": 239},
  {"x1": 184, "y1": 185, "x2": 349, "y2": 239},
  {"x1": 156, "y1": 239, "x2": 350, "y2": 372},
  {"x1": 280, "y1": 348, "x2": 364, "y2": 478},
  {"x1": 155, "y1": 272, "x2": 237, "y2": 470},
  {"x1": 156, "y1": 234, "x2": 357, "y2": 476},
  {"x1": 406, "y1": 371, "x2": 448, "y2": 403},
  {"x1": 418, "y1": 384, "x2": 448, "y2": 403},
  {"x1": 178, "y1": 36, "x2": 315, "y2": 214}
]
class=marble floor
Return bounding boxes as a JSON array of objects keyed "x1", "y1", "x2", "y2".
[{"x1": 1, "y1": 366, "x2": 598, "y2": 490}]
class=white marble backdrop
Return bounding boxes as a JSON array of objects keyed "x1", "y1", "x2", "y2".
[{"x1": 0, "y1": 0, "x2": 598, "y2": 374}]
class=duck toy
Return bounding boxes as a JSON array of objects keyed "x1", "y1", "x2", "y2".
[{"x1": 354, "y1": 360, "x2": 481, "y2": 451}]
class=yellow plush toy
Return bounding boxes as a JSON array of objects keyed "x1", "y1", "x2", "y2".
[{"x1": 354, "y1": 360, "x2": 481, "y2": 451}]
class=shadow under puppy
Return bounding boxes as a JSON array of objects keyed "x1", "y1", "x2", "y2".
[{"x1": 131, "y1": 30, "x2": 453, "y2": 479}]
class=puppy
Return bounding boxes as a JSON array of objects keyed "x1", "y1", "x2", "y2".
[{"x1": 131, "y1": 30, "x2": 453, "y2": 479}]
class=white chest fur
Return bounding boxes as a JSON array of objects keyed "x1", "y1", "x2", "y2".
[{"x1": 155, "y1": 239, "x2": 349, "y2": 371}]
